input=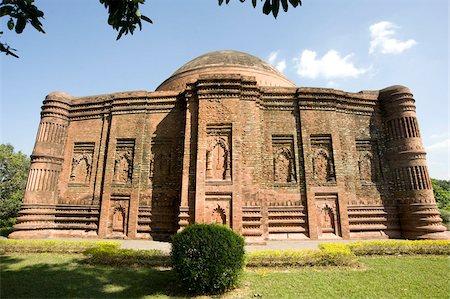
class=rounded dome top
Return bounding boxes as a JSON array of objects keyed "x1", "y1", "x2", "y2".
[{"x1": 156, "y1": 50, "x2": 295, "y2": 91}]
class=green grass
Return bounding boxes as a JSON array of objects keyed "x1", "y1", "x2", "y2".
[
  {"x1": 245, "y1": 256, "x2": 450, "y2": 299},
  {"x1": 1, "y1": 254, "x2": 449, "y2": 298},
  {"x1": 0, "y1": 254, "x2": 179, "y2": 298}
]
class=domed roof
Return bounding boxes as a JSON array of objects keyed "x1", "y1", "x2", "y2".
[{"x1": 156, "y1": 50, "x2": 295, "y2": 91}]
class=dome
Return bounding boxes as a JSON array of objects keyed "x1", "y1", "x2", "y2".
[{"x1": 156, "y1": 50, "x2": 295, "y2": 91}]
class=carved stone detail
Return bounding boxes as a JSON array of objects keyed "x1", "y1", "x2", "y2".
[
  {"x1": 315, "y1": 193, "x2": 340, "y2": 236},
  {"x1": 311, "y1": 135, "x2": 335, "y2": 183},
  {"x1": 150, "y1": 138, "x2": 177, "y2": 185},
  {"x1": 356, "y1": 140, "x2": 380, "y2": 183},
  {"x1": 272, "y1": 135, "x2": 296, "y2": 184},
  {"x1": 108, "y1": 195, "x2": 130, "y2": 237},
  {"x1": 69, "y1": 143, "x2": 94, "y2": 185},
  {"x1": 318, "y1": 204, "x2": 336, "y2": 233},
  {"x1": 205, "y1": 193, "x2": 231, "y2": 226},
  {"x1": 114, "y1": 152, "x2": 133, "y2": 183},
  {"x1": 211, "y1": 205, "x2": 227, "y2": 225},
  {"x1": 206, "y1": 124, "x2": 232, "y2": 181},
  {"x1": 113, "y1": 139, "x2": 134, "y2": 185}
]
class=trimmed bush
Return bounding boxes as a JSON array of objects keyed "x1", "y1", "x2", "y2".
[
  {"x1": 83, "y1": 246, "x2": 169, "y2": 267},
  {"x1": 0, "y1": 239, "x2": 120, "y2": 254},
  {"x1": 171, "y1": 223, "x2": 245, "y2": 295},
  {"x1": 320, "y1": 240, "x2": 450, "y2": 256},
  {"x1": 247, "y1": 245, "x2": 358, "y2": 268},
  {"x1": 347, "y1": 240, "x2": 450, "y2": 255}
]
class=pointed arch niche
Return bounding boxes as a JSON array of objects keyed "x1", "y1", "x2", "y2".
[
  {"x1": 356, "y1": 139, "x2": 381, "y2": 184},
  {"x1": 69, "y1": 142, "x2": 94, "y2": 186},
  {"x1": 108, "y1": 194, "x2": 130, "y2": 238},
  {"x1": 113, "y1": 139, "x2": 135, "y2": 185},
  {"x1": 314, "y1": 193, "x2": 341, "y2": 237},
  {"x1": 205, "y1": 193, "x2": 232, "y2": 227},
  {"x1": 311, "y1": 135, "x2": 336, "y2": 183},
  {"x1": 206, "y1": 124, "x2": 232, "y2": 181},
  {"x1": 272, "y1": 135, "x2": 297, "y2": 185}
]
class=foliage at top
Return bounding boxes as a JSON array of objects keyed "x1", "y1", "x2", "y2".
[
  {"x1": 0, "y1": 0, "x2": 44, "y2": 57},
  {"x1": 219, "y1": 0, "x2": 301, "y2": 18},
  {"x1": 432, "y1": 178, "x2": 450, "y2": 210},
  {"x1": 0, "y1": 143, "x2": 30, "y2": 221},
  {"x1": 1, "y1": 0, "x2": 301, "y2": 58},
  {"x1": 99, "y1": 0, "x2": 152, "y2": 40}
]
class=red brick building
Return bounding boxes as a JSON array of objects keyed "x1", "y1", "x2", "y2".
[{"x1": 11, "y1": 50, "x2": 446, "y2": 241}]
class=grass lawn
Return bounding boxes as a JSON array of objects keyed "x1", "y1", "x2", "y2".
[
  {"x1": 1, "y1": 254, "x2": 449, "y2": 298},
  {"x1": 245, "y1": 256, "x2": 450, "y2": 299}
]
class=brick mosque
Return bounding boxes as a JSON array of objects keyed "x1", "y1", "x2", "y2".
[{"x1": 11, "y1": 50, "x2": 446, "y2": 241}]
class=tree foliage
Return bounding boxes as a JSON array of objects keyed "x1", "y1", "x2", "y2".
[
  {"x1": 0, "y1": 143, "x2": 30, "y2": 222},
  {"x1": 432, "y1": 178, "x2": 450, "y2": 210},
  {"x1": 0, "y1": 0, "x2": 45, "y2": 58},
  {"x1": 1, "y1": 0, "x2": 301, "y2": 58},
  {"x1": 99, "y1": 0, "x2": 152, "y2": 40},
  {"x1": 219, "y1": 0, "x2": 301, "y2": 18}
]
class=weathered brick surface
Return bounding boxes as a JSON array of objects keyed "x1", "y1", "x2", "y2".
[{"x1": 10, "y1": 51, "x2": 446, "y2": 241}]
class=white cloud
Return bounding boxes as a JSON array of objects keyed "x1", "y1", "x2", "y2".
[
  {"x1": 426, "y1": 138, "x2": 450, "y2": 152},
  {"x1": 430, "y1": 132, "x2": 449, "y2": 140},
  {"x1": 275, "y1": 60, "x2": 286, "y2": 72},
  {"x1": 268, "y1": 51, "x2": 279, "y2": 64},
  {"x1": 326, "y1": 81, "x2": 340, "y2": 88},
  {"x1": 294, "y1": 50, "x2": 367, "y2": 79},
  {"x1": 267, "y1": 50, "x2": 286, "y2": 73},
  {"x1": 369, "y1": 21, "x2": 417, "y2": 54}
]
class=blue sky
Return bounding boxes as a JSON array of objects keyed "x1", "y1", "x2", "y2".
[{"x1": 1, "y1": 0, "x2": 448, "y2": 179}]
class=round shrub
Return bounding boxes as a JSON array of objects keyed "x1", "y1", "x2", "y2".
[{"x1": 171, "y1": 223, "x2": 245, "y2": 294}]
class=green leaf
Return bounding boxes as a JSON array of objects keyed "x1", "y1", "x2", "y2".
[
  {"x1": 30, "y1": 19, "x2": 45, "y2": 33},
  {"x1": 116, "y1": 27, "x2": 126, "y2": 40},
  {"x1": 7, "y1": 18, "x2": 14, "y2": 30},
  {"x1": 281, "y1": 0, "x2": 288, "y2": 12},
  {"x1": 272, "y1": 0, "x2": 280, "y2": 18},
  {"x1": 0, "y1": 5, "x2": 14, "y2": 17},
  {"x1": 15, "y1": 17, "x2": 26, "y2": 34},
  {"x1": 289, "y1": 0, "x2": 301, "y2": 8},
  {"x1": 140, "y1": 15, "x2": 152, "y2": 24},
  {"x1": 263, "y1": 0, "x2": 271, "y2": 15}
]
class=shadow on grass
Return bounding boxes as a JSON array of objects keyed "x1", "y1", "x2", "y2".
[{"x1": 1, "y1": 255, "x2": 187, "y2": 298}]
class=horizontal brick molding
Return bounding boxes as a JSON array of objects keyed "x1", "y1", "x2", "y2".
[{"x1": 11, "y1": 51, "x2": 446, "y2": 241}]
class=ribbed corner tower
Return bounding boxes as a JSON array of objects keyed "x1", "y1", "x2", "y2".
[
  {"x1": 379, "y1": 86, "x2": 446, "y2": 239},
  {"x1": 10, "y1": 50, "x2": 447, "y2": 241}
]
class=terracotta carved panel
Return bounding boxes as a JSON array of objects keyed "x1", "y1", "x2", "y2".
[
  {"x1": 69, "y1": 142, "x2": 94, "y2": 186},
  {"x1": 206, "y1": 124, "x2": 232, "y2": 181},
  {"x1": 311, "y1": 135, "x2": 335, "y2": 183},
  {"x1": 315, "y1": 193, "x2": 340, "y2": 237},
  {"x1": 205, "y1": 193, "x2": 232, "y2": 226},
  {"x1": 108, "y1": 194, "x2": 130, "y2": 237},
  {"x1": 272, "y1": 135, "x2": 296, "y2": 184},
  {"x1": 356, "y1": 140, "x2": 380, "y2": 184},
  {"x1": 150, "y1": 138, "x2": 177, "y2": 186},
  {"x1": 211, "y1": 206, "x2": 227, "y2": 225},
  {"x1": 113, "y1": 139, "x2": 135, "y2": 185}
]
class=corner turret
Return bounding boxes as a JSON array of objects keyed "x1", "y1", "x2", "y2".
[{"x1": 379, "y1": 85, "x2": 446, "y2": 239}]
